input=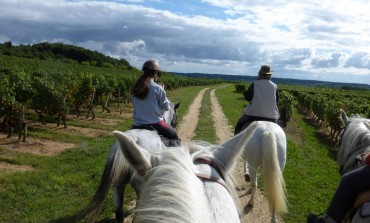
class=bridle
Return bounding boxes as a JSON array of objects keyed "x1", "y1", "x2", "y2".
[{"x1": 194, "y1": 157, "x2": 229, "y2": 191}]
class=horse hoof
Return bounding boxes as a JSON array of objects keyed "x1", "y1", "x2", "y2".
[{"x1": 244, "y1": 174, "x2": 250, "y2": 182}]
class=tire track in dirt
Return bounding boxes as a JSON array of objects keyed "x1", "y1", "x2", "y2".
[
  {"x1": 209, "y1": 87, "x2": 279, "y2": 223},
  {"x1": 210, "y1": 88, "x2": 234, "y2": 144},
  {"x1": 177, "y1": 88, "x2": 208, "y2": 144},
  {"x1": 177, "y1": 86, "x2": 278, "y2": 223}
]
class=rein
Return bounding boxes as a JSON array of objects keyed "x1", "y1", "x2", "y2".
[{"x1": 194, "y1": 157, "x2": 229, "y2": 191}]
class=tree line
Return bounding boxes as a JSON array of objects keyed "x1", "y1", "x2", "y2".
[{"x1": 0, "y1": 41, "x2": 132, "y2": 69}]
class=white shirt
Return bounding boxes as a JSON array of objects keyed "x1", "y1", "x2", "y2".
[{"x1": 244, "y1": 79, "x2": 280, "y2": 119}]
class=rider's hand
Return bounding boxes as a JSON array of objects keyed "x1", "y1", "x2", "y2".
[
  {"x1": 159, "y1": 82, "x2": 165, "y2": 89},
  {"x1": 359, "y1": 153, "x2": 370, "y2": 166},
  {"x1": 364, "y1": 153, "x2": 370, "y2": 166}
]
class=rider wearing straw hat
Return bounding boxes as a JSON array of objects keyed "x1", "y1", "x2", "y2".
[{"x1": 234, "y1": 65, "x2": 280, "y2": 135}]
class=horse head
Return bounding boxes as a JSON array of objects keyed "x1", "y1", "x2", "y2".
[
  {"x1": 112, "y1": 122, "x2": 257, "y2": 223},
  {"x1": 338, "y1": 109, "x2": 370, "y2": 175},
  {"x1": 163, "y1": 102, "x2": 180, "y2": 129}
]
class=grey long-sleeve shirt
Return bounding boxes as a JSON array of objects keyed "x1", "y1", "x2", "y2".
[{"x1": 131, "y1": 81, "x2": 170, "y2": 126}]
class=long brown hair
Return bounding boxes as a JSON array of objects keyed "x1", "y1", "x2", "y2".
[{"x1": 131, "y1": 71, "x2": 156, "y2": 99}]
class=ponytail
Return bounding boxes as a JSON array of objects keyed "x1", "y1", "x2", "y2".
[{"x1": 131, "y1": 74, "x2": 150, "y2": 99}]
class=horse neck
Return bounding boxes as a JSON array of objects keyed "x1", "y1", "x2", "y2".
[
  {"x1": 163, "y1": 106, "x2": 175, "y2": 127},
  {"x1": 134, "y1": 148, "x2": 211, "y2": 223}
]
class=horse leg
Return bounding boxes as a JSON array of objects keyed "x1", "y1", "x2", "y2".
[
  {"x1": 243, "y1": 159, "x2": 251, "y2": 182},
  {"x1": 113, "y1": 183, "x2": 125, "y2": 223},
  {"x1": 114, "y1": 171, "x2": 142, "y2": 223},
  {"x1": 270, "y1": 207, "x2": 277, "y2": 223},
  {"x1": 248, "y1": 168, "x2": 257, "y2": 207}
]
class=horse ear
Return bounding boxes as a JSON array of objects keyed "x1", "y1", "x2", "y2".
[
  {"x1": 113, "y1": 131, "x2": 152, "y2": 177},
  {"x1": 174, "y1": 102, "x2": 180, "y2": 110},
  {"x1": 340, "y1": 109, "x2": 349, "y2": 125},
  {"x1": 215, "y1": 121, "x2": 257, "y2": 172}
]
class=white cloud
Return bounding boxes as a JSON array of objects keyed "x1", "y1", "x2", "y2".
[
  {"x1": 0, "y1": 0, "x2": 369, "y2": 84},
  {"x1": 311, "y1": 53, "x2": 343, "y2": 68},
  {"x1": 345, "y1": 52, "x2": 370, "y2": 69}
]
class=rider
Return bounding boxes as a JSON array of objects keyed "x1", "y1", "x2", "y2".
[
  {"x1": 307, "y1": 153, "x2": 370, "y2": 223},
  {"x1": 234, "y1": 65, "x2": 280, "y2": 135},
  {"x1": 130, "y1": 60, "x2": 180, "y2": 146}
]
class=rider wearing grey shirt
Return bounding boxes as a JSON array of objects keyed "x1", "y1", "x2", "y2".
[
  {"x1": 130, "y1": 60, "x2": 180, "y2": 144},
  {"x1": 131, "y1": 81, "x2": 170, "y2": 126}
]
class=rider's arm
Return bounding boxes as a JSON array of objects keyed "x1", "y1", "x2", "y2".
[
  {"x1": 157, "y1": 85, "x2": 170, "y2": 111},
  {"x1": 243, "y1": 83, "x2": 254, "y2": 102}
]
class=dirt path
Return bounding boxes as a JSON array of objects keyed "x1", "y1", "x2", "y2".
[
  {"x1": 177, "y1": 88, "x2": 208, "y2": 143},
  {"x1": 0, "y1": 86, "x2": 285, "y2": 222},
  {"x1": 177, "y1": 87, "x2": 279, "y2": 223}
]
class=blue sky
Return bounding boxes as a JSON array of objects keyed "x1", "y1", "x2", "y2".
[{"x1": 1, "y1": 0, "x2": 370, "y2": 85}]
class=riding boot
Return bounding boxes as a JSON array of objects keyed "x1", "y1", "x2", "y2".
[{"x1": 169, "y1": 139, "x2": 181, "y2": 147}]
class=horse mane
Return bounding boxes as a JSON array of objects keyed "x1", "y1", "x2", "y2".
[
  {"x1": 338, "y1": 117, "x2": 370, "y2": 173},
  {"x1": 189, "y1": 140, "x2": 240, "y2": 203},
  {"x1": 110, "y1": 130, "x2": 165, "y2": 185},
  {"x1": 133, "y1": 141, "x2": 239, "y2": 223}
]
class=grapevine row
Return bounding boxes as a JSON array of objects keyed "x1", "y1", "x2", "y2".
[{"x1": 0, "y1": 55, "x2": 221, "y2": 140}]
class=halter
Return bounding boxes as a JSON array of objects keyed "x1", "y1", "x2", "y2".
[{"x1": 194, "y1": 157, "x2": 229, "y2": 191}]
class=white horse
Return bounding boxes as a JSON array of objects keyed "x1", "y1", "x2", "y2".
[
  {"x1": 338, "y1": 109, "x2": 370, "y2": 175},
  {"x1": 336, "y1": 109, "x2": 370, "y2": 223},
  {"x1": 113, "y1": 122, "x2": 257, "y2": 223},
  {"x1": 228, "y1": 121, "x2": 288, "y2": 223},
  {"x1": 80, "y1": 102, "x2": 180, "y2": 223}
]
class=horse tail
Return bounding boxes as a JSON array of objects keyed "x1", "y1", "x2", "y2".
[
  {"x1": 79, "y1": 141, "x2": 129, "y2": 222},
  {"x1": 261, "y1": 131, "x2": 288, "y2": 214}
]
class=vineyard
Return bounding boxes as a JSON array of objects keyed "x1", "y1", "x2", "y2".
[
  {"x1": 236, "y1": 82, "x2": 369, "y2": 140},
  {"x1": 1, "y1": 50, "x2": 370, "y2": 222},
  {"x1": 287, "y1": 85, "x2": 370, "y2": 141},
  {"x1": 2, "y1": 52, "x2": 369, "y2": 144},
  {"x1": 0, "y1": 55, "x2": 222, "y2": 140}
]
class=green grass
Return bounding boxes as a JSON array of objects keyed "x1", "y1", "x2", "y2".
[
  {"x1": 214, "y1": 84, "x2": 246, "y2": 128},
  {"x1": 167, "y1": 85, "x2": 208, "y2": 123},
  {"x1": 192, "y1": 88, "x2": 217, "y2": 143},
  {"x1": 282, "y1": 106, "x2": 340, "y2": 222},
  {"x1": 215, "y1": 84, "x2": 341, "y2": 222},
  {"x1": 0, "y1": 84, "x2": 342, "y2": 222},
  {"x1": 0, "y1": 137, "x2": 116, "y2": 222},
  {"x1": 0, "y1": 85, "x2": 203, "y2": 223}
]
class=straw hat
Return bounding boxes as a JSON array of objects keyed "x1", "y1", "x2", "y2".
[{"x1": 258, "y1": 65, "x2": 273, "y2": 75}]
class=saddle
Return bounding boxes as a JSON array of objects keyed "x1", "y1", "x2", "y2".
[{"x1": 131, "y1": 125, "x2": 181, "y2": 147}]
